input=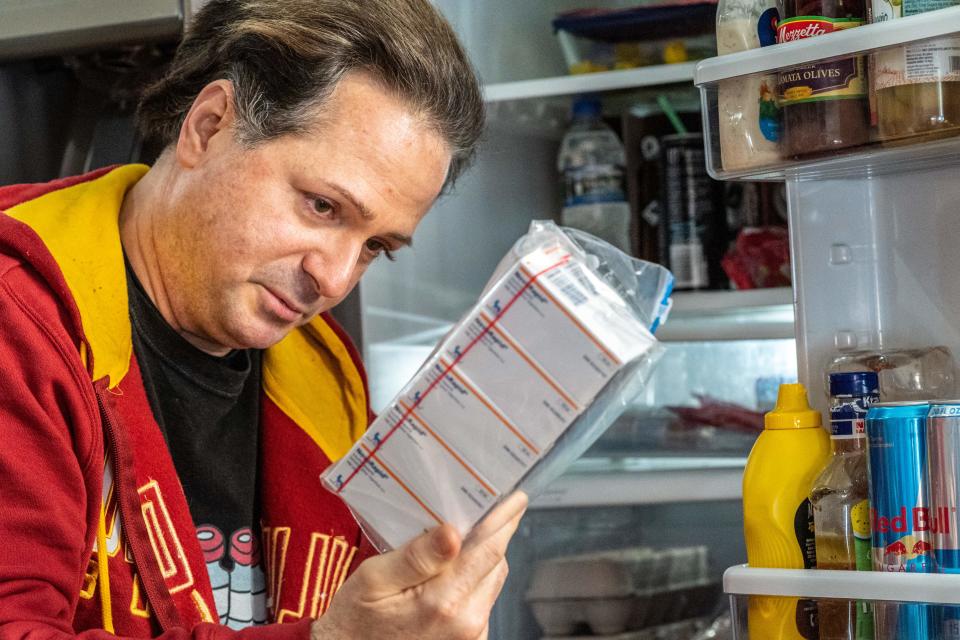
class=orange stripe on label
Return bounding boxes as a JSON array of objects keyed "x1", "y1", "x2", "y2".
[
  {"x1": 439, "y1": 358, "x2": 540, "y2": 455},
  {"x1": 518, "y1": 264, "x2": 620, "y2": 365},
  {"x1": 360, "y1": 443, "x2": 442, "y2": 525},
  {"x1": 478, "y1": 311, "x2": 579, "y2": 411},
  {"x1": 397, "y1": 401, "x2": 498, "y2": 497}
]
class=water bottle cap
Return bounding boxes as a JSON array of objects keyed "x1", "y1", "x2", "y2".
[
  {"x1": 571, "y1": 95, "x2": 602, "y2": 119},
  {"x1": 765, "y1": 383, "x2": 822, "y2": 430},
  {"x1": 829, "y1": 371, "x2": 879, "y2": 397}
]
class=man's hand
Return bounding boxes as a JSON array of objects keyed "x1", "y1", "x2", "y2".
[{"x1": 311, "y1": 491, "x2": 528, "y2": 640}]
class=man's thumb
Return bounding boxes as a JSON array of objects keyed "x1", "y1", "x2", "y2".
[{"x1": 366, "y1": 524, "x2": 461, "y2": 594}]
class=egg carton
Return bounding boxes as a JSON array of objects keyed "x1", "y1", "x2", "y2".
[
  {"x1": 527, "y1": 581, "x2": 720, "y2": 636},
  {"x1": 526, "y1": 546, "x2": 709, "y2": 601}
]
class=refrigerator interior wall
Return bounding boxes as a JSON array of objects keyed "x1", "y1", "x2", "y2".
[{"x1": 0, "y1": 62, "x2": 78, "y2": 184}]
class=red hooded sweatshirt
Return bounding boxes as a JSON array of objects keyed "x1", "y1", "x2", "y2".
[{"x1": 0, "y1": 165, "x2": 377, "y2": 638}]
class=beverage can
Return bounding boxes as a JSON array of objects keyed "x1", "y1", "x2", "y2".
[
  {"x1": 657, "y1": 133, "x2": 727, "y2": 291},
  {"x1": 866, "y1": 400, "x2": 933, "y2": 638},
  {"x1": 926, "y1": 401, "x2": 960, "y2": 639}
]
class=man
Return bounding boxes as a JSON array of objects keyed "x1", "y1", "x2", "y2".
[{"x1": 0, "y1": 0, "x2": 526, "y2": 638}]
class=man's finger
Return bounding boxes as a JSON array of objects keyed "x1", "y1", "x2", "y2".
[
  {"x1": 464, "y1": 491, "x2": 528, "y2": 551},
  {"x1": 357, "y1": 523, "x2": 461, "y2": 597},
  {"x1": 465, "y1": 559, "x2": 509, "y2": 640}
]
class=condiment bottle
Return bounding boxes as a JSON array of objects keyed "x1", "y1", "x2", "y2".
[{"x1": 743, "y1": 383, "x2": 831, "y2": 639}]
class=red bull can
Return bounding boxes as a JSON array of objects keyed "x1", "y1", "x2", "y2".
[
  {"x1": 866, "y1": 401, "x2": 932, "y2": 638},
  {"x1": 927, "y1": 401, "x2": 960, "y2": 639}
]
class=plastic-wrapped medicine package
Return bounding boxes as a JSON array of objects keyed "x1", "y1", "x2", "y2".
[{"x1": 321, "y1": 221, "x2": 674, "y2": 551}]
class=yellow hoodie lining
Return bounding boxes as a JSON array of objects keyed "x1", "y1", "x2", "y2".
[
  {"x1": 6, "y1": 164, "x2": 146, "y2": 386},
  {"x1": 4, "y1": 164, "x2": 367, "y2": 459}
]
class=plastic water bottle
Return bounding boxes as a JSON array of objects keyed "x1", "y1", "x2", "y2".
[{"x1": 557, "y1": 96, "x2": 632, "y2": 253}]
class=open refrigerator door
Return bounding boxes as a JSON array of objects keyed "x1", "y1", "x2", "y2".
[{"x1": 695, "y1": 4, "x2": 960, "y2": 638}]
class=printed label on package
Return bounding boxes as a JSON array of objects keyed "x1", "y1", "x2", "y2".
[
  {"x1": 363, "y1": 406, "x2": 498, "y2": 525},
  {"x1": 404, "y1": 359, "x2": 537, "y2": 493},
  {"x1": 444, "y1": 316, "x2": 578, "y2": 448},
  {"x1": 777, "y1": 58, "x2": 866, "y2": 104},
  {"x1": 775, "y1": 16, "x2": 866, "y2": 105},
  {"x1": 874, "y1": 38, "x2": 960, "y2": 90}
]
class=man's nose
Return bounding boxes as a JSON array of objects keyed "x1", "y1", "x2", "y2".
[{"x1": 302, "y1": 242, "x2": 358, "y2": 301}]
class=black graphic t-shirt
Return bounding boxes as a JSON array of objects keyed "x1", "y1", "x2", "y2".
[{"x1": 126, "y1": 260, "x2": 267, "y2": 627}]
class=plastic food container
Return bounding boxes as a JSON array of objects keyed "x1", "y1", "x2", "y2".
[
  {"x1": 552, "y1": 3, "x2": 718, "y2": 73},
  {"x1": 526, "y1": 546, "x2": 719, "y2": 635}
]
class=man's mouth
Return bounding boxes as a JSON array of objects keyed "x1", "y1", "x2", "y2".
[{"x1": 260, "y1": 284, "x2": 303, "y2": 322}]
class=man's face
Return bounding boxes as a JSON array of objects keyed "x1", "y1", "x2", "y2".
[{"x1": 157, "y1": 73, "x2": 451, "y2": 352}]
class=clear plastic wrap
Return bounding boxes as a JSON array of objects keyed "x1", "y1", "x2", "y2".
[{"x1": 321, "y1": 221, "x2": 674, "y2": 551}]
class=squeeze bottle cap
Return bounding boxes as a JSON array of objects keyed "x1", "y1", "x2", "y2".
[{"x1": 765, "y1": 383, "x2": 822, "y2": 430}]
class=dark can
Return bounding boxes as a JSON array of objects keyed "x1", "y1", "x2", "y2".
[
  {"x1": 926, "y1": 402, "x2": 960, "y2": 639},
  {"x1": 657, "y1": 133, "x2": 727, "y2": 291},
  {"x1": 866, "y1": 401, "x2": 932, "y2": 639}
]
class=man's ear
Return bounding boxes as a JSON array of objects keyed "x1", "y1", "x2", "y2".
[{"x1": 175, "y1": 79, "x2": 235, "y2": 169}]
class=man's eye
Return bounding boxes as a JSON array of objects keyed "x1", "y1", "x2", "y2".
[
  {"x1": 312, "y1": 197, "x2": 334, "y2": 216},
  {"x1": 365, "y1": 239, "x2": 396, "y2": 262}
]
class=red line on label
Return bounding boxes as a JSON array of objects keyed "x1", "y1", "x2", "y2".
[
  {"x1": 335, "y1": 256, "x2": 570, "y2": 494},
  {"x1": 398, "y1": 401, "x2": 498, "y2": 497},
  {"x1": 518, "y1": 263, "x2": 621, "y2": 365},
  {"x1": 479, "y1": 310, "x2": 579, "y2": 411},
  {"x1": 360, "y1": 444, "x2": 442, "y2": 525},
  {"x1": 439, "y1": 358, "x2": 540, "y2": 455}
]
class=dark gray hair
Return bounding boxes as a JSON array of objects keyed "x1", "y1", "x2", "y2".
[{"x1": 137, "y1": 0, "x2": 484, "y2": 188}]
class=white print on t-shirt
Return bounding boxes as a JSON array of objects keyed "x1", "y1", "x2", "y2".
[{"x1": 196, "y1": 525, "x2": 267, "y2": 628}]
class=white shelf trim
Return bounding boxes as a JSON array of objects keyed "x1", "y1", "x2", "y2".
[
  {"x1": 669, "y1": 287, "x2": 793, "y2": 314},
  {"x1": 530, "y1": 465, "x2": 744, "y2": 509},
  {"x1": 483, "y1": 62, "x2": 698, "y2": 103},
  {"x1": 724, "y1": 565, "x2": 960, "y2": 604},
  {"x1": 696, "y1": 6, "x2": 960, "y2": 85}
]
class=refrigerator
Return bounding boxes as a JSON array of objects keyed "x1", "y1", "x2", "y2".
[
  {"x1": 356, "y1": 2, "x2": 960, "y2": 639},
  {"x1": 694, "y1": 4, "x2": 960, "y2": 639}
]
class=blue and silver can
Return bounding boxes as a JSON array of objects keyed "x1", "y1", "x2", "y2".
[
  {"x1": 926, "y1": 401, "x2": 960, "y2": 639},
  {"x1": 866, "y1": 401, "x2": 933, "y2": 639}
]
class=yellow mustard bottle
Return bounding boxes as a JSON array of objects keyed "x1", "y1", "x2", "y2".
[{"x1": 743, "y1": 383, "x2": 831, "y2": 640}]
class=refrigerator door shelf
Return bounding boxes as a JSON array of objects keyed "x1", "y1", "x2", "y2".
[
  {"x1": 695, "y1": 7, "x2": 960, "y2": 86},
  {"x1": 725, "y1": 564, "x2": 960, "y2": 604},
  {"x1": 693, "y1": 6, "x2": 960, "y2": 181}
]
